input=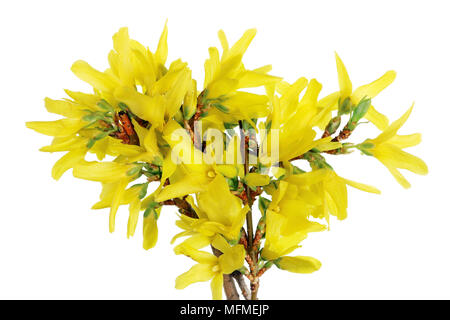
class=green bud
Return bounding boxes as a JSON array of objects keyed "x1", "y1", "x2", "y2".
[
  {"x1": 227, "y1": 177, "x2": 239, "y2": 191},
  {"x1": 126, "y1": 165, "x2": 142, "y2": 176},
  {"x1": 325, "y1": 116, "x2": 341, "y2": 135},
  {"x1": 357, "y1": 141, "x2": 375, "y2": 156},
  {"x1": 143, "y1": 201, "x2": 160, "y2": 218},
  {"x1": 174, "y1": 109, "x2": 184, "y2": 124},
  {"x1": 139, "y1": 183, "x2": 149, "y2": 199},
  {"x1": 350, "y1": 97, "x2": 371, "y2": 124},
  {"x1": 338, "y1": 97, "x2": 352, "y2": 115}
]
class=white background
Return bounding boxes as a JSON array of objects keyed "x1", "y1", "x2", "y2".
[{"x1": 1, "y1": 0, "x2": 449, "y2": 299}]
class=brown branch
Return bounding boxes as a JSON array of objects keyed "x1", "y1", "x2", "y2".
[
  {"x1": 239, "y1": 120, "x2": 261, "y2": 300},
  {"x1": 232, "y1": 271, "x2": 251, "y2": 300}
]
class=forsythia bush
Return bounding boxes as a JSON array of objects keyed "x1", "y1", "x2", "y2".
[{"x1": 27, "y1": 23, "x2": 427, "y2": 300}]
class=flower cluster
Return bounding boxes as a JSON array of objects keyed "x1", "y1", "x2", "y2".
[{"x1": 27, "y1": 24, "x2": 427, "y2": 300}]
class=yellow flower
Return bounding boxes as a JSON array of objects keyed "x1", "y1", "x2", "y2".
[
  {"x1": 262, "y1": 78, "x2": 332, "y2": 163},
  {"x1": 361, "y1": 105, "x2": 428, "y2": 188},
  {"x1": 155, "y1": 120, "x2": 239, "y2": 202},
  {"x1": 318, "y1": 53, "x2": 396, "y2": 130},
  {"x1": 172, "y1": 174, "x2": 248, "y2": 241},
  {"x1": 262, "y1": 181, "x2": 326, "y2": 261},
  {"x1": 202, "y1": 29, "x2": 280, "y2": 125},
  {"x1": 175, "y1": 235, "x2": 246, "y2": 300},
  {"x1": 286, "y1": 168, "x2": 380, "y2": 222},
  {"x1": 26, "y1": 25, "x2": 179, "y2": 180}
]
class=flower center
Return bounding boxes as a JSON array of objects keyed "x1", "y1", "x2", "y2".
[
  {"x1": 207, "y1": 170, "x2": 216, "y2": 178},
  {"x1": 212, "y1": 265, "x2": 220, "y2": 273}
]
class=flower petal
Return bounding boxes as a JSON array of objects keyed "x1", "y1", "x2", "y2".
[
  {"x1": 175, "y1": 263, "x2": 215, "y2": 290},
  {"x1": 211, "y1": 274, "x2": 223, "y2": 300},
  {"x1": 335, "y1": 52, "x2": 352, "y2": 97},
  {"x1": 277, "y1": 256, "x2": 322, "y2": 273},
  {"x1": 352, "y1": 70, "x2": 396, "y2": 100},
  {"x1": 51, "y1": 149, "x2": 86, "y2": 180}
]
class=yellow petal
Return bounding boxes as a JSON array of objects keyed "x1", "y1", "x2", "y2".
[
  {"x1": 155, "y1": 176, "x2": 206, "y2": 202},
  {"x1": 314, "y1": 141, "x2": 342, "y2": 152},
  {"x1": 211, "y1": 274, "x2": 223, "y2": 300},
  {"x1": 127, "y1": 197, "x2": 141, "y2": 238},
  {"x1": 64, "y1": 90, "x2": 100, "y2": 108},
  {"x1": 165, "y1": 69, "x2": 191, "y2": 119},
  {"x1": 340, "y1": 177, "x2": 381, "y2": 194},
  {"x1": 109, "y1": 178, "x2": 129, "y2": 233},
  {"x1": 352, "y1": 70, "x2": 396, "y2": 100},
  {"x1": 112, "y1": 27, "x2": 134, "y2": 87},
  {"x1": 324, "y1": 174, "x2": 348, "y2": 220},
  {"x1": 280, "y1": 77, "x2": 308, "y2": 116},
  {"x1": 215, "y1": 164, "x2": 238, "y2": 178},
  {"x1": 335, "y1": 52, "x2": 352, "y2": 97},
  {"x1": 175, "y1": 245, "x2": 217, "y2": 264},
  {"x1": 245, "y1": 173, "x2": 270, "y2": 187},
  {"x1": 197, "y1": 175, "x2": 243, "y2": 226},
  {"x1": 143, "y1": 208, "x2": 160, "y2": 250},
  {"x1": 73, "y1": 161, "x2": 136, "y2": 183},
  {"x1": 218, "y1": 244, "x2": 246, "y2": 274},
  {"x1": 44, "y1": 98, "x2": 84, "y2": 118},
  {"x1": 384, "y1": 163, "x2": 411, "y2": 189},
  {"x1": 389, "y1": 133, "x2": 422, "y2": 148},
  {"x1": 278, "y1": 256, "x2": 322, "y2": 273},
  {"x1": 155, "y1": 20, "x2": 168, "y2": 67},
  {"x1": 217, "y1": 30, "x2": 229, "y2": 54},
  {"x1": 238, "y1": 70, "x2": 281, "y2": 88},
  {"x1": 364, "y1": 105, "x2": 389, "y2": 130},
  {"x1": 225, "y1": 29, "x2": 256, "y2": 61},
  {"x1": 40, "y1": 136, "x2": 88, "y2": 152},
  {"x1": 174, "y1": 234, "x2": 212, "y2": 250},
  {"x1": 374, "y1": 144, "x2": 428, "y2": 175},
  {"x1": 372, "y1": 105, "x2": 414, "y2": 144},
  {"x1": 71, "y1": 60, "x2": 119, "y2": 93},
  {"x1": 51, "y1": 149, "x2": 86, "y2": 180},
  {"x1": 211, "y1": 234, "x2": 231, "y2": 254},
  {"x1": 286, "y1": 169, "x2": 329, "y2": 186},
  {"x1": 114, "y1": 87, "x2": 165, "y2": 128},
  {"x1": 26, "y1": 119, "x2": 85, "y2": 137},
  {"x1": 175, "y1": 263, "x2": 215, "y2": 289}
]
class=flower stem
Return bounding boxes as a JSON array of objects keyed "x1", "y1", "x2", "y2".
[{"x1": 239, "y1": 120, "x2": 259, "y2": 300}]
